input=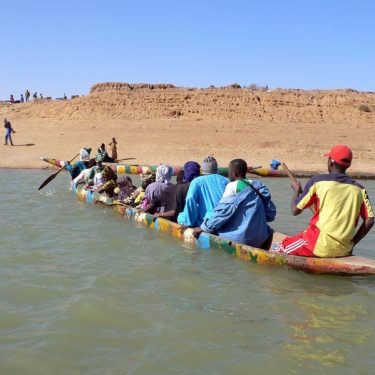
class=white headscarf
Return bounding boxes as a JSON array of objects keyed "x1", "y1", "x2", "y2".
[
  {"x1": 156, "y1": 164, "x2": 173, "y2": 183},
  {"x1": 80, "y1": 147, "x2": 91, "y2": 161}
]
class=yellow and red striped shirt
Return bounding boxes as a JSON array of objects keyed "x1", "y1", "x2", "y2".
[{"x1": 296, "y1": 174, "x2": 374, "y2": 257}]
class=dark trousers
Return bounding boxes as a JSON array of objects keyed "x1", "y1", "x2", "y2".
[{"x1": 5, "y1": 132, "x2": 13, "y2": 145}]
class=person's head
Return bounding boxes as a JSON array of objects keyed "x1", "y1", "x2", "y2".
[
  {"x1": 140, "y1": 167, "x2": 156, "y2": 186},
  {"x1": 201, "y1": 156, "x2": 218, "y2": 175},
  {"x1": 156, "y1": 164, "x2": 173, "y2": 183},
  {"x1": 100, "y1": 143, "x2": 105, "y2": 149},
  {"x1": 228, "y1": 159, "x2": 248, "y2": 181},
  {"x1": 141, "y1": 179, "x2": 152, "y2": 190},
  {"x1": 183, "y1": 161, "x2": 201, "y2": 182},
  {"x1": 176, "y1": 169, "x2": 184, "y2": 184},
  {"x1": 112, "y1": 137, "x2": 116, "y2": 142},
  {"x1": 325, "y1": 145, "x2": 352, "y2": 173},
  {"x1": 102, "y1": 165, "x2": 117, "y2": 182}
]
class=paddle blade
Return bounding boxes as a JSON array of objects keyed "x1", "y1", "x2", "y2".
[{"x1": 38, "y1": 172, "x2": 58, "y2": 190}]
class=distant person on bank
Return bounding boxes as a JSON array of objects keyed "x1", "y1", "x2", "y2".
[
  {"x1": 194, "y1": 159, "x2": 276, "y2": 249},
  {"x1": 273, "y1": 145, "x2": 374, "y2": 257},
  {"x1": 4, "y1": 118, "x2": 16, "y2": 146},
  {"x1": 109, "y1": 137, "x2": 118, "y2": 161}
]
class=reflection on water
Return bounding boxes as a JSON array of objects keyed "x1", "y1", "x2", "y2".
[{"x1": 1, "y1": 170, "x2": 375, "y2": 374}]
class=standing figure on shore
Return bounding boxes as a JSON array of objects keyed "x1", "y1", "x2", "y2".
[
  {"x1": 273, "y1": 145, "x2": 374, "y2": 257},
  {"x1": 33, "y1": 92, "x2": 37, "y2": 100},
  {"x1": 109, "y1": 137, "x2": 118, "y2": 161},
  {"x1": 4, "y1": 118, "x2": 16, "y2": 146},
  {"x1": 10, "y1": 95, "x2": 14, "y2": 103},
  {"x1": 25, "y1": 90, "x2": 30, "y2": 102},
  {"x1": 20, "y1": 94, "x2": 24, "y2": 103}
]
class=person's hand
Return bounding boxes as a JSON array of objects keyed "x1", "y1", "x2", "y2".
[
  {"x1": 179, "y1": 224, "x2": 189, "y2": 233},
  {"x1": 193, "y1": 227, "x2": 203, "y2": 238}
]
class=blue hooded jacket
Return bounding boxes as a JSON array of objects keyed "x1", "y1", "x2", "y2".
[{"x1": 200, "y1": 180, "x2": 276, "y2": 248}]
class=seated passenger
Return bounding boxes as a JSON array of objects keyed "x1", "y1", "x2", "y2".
[
  {"x1": 124, "y1": 168, "x2": 156, "y2": 207},
  {"x1": 194, "y1": 159, "x2": 276, "y2": 249},
  {"x1": 96, "y1": 143, "x2": 115, "y2": 163},
  {"x1": 114, "y1": 176, "x2": 137, "y2": 201},
  {"x1": 95, "y1": 165, "x2": 118, "y2": 197},
  {"x1": 79, "y1": 147, "x2": 92, "y2": 162},
  {"x1": 154, "y1": 161, "x2": 201, "y2": 222},
  {"x1": 177, "y1": 156, "x2": 228, "y2": 227},
  {"x1": 67, "y1": 157, "x2": 95, "y2": 180},
  {"x1": 73, "y1": 163, "x2": 100, "y2": 187},
  {"x1": 141, "y1": 164, "x2": 176, "y2": 214},
  {"x1": 273, "y1": 145, "x2": 374, "y2": 257}
]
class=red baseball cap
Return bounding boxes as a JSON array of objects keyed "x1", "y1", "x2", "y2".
[{"x1": 324, "y1": 144, "x2": 353, "y2": 167}]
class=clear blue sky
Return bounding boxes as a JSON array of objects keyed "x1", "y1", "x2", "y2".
[{"x1": 2, "y1": 0, "x2": 374, "y2": 100}]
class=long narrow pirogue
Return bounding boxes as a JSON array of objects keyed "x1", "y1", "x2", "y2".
[
  {"x1": 72, "y1": 184, "x2": 375, "y2": 276},
  {"x1": 41, "y1": 157, "x2": 375, "y2": 179}
]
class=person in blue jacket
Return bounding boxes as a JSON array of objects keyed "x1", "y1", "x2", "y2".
[
  {"x1": 177, "y1": 156, "x2": 228, "y2": 227},
  {"x1": 194, "y1": 159, "x2": 276, "y2": 249}
]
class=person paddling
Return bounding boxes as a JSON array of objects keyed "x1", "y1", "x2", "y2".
[{"x1": 274, "y1": 145, "x2": 374, "y2": 257}]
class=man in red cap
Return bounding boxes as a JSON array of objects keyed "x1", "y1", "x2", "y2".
[{"x1": 274, "y1": 145, "x2": 374, "y2": 257}]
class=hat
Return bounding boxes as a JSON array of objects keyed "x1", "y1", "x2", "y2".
[
  {"x1": 201, "y1": 156, "x2": 218, "y2": 174},
  {"x1": 324, "y1": 145, "x2": 352, "y2": 167}
]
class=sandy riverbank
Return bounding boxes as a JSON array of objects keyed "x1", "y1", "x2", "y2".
[{"x1": 1, "y1": 83, "x2": 374, "y2": 174}]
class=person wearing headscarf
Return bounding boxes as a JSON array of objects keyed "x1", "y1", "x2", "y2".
[
  {"x1": 153, "y1": 161, "x2": 201, "y2": 222},
  {"x1": 95, "y1": 143, "x2": 115, "y2": 163},
  {"x1": 96, "y1": 165, "x2": 118, "y2": 197},
  {"x1": 79, "y1": 147, "x2": 92, "y2": 162},
  {"x1": 141, "y1": 164, "x2": 176, "y2": 214},
  {"x1": 177, "y1": 156, "x2": 228, "y2": 227},
  {"x1": 114, "y1": 176, "x2": 137, "y2": 201},
  {"x1": 124, "y1": 168, "x2": 156, "y2": 207}
]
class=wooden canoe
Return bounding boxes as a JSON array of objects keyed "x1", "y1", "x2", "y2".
[
  {"x1": 41, "y1": 157, "x2": 375, "y2": 179},
  {"x1": 72, "y1": 184, "x2": 375, "y2": 276}
]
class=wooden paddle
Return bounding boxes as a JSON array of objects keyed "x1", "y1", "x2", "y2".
[
  {"x1": 247, "y1": 165, "x2": 262, "y2": 173},
  {"x1": 282, "y1": 162, "x2": 315, "y2": 213},
  {"x1": 115, "y1": 157, "x2": 136, "y2": 162},
  {"x1": 38, "y1": 153, "x2": 79, "y2": 190}
]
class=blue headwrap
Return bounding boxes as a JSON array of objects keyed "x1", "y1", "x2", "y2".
[{"x1": 183, "y1": 161, "x2": 201, "y2": 183}]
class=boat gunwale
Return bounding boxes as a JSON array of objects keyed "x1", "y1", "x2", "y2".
[{"x1": 72, "y1": 184, "x2": 375, "y2": 276}]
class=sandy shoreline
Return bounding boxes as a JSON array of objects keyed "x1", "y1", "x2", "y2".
[{"x1": 1, "y1": 84, "x2": 374, "y2": 175}]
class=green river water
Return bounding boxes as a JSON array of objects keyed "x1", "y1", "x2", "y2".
[{"x1": 1, "y1": 169, "x2": 375, "y2": 375}]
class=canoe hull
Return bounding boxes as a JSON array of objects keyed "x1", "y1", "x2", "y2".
[{"x1": 73, "y1": 185, "x2": 375, "y2": 276}]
